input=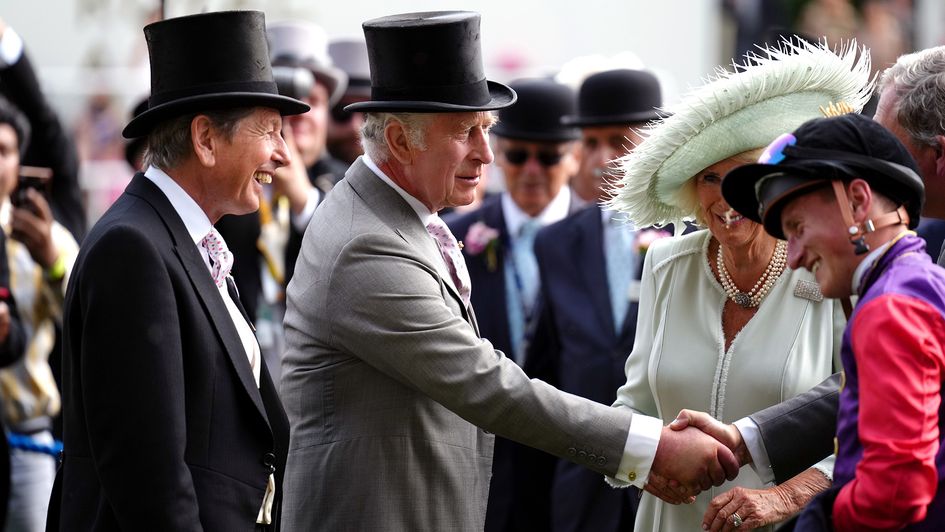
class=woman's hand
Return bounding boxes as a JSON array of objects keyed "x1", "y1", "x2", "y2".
[
  {"x1": 702, "y1": 467, "x2": 831, "y2": 531},
  {"x1": 702, "y1": 485, "x2": 793, "y2": 531}
]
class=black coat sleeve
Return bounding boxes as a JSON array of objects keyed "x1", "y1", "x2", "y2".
[{"x1": 749, "y1": 372, "x2": 841, "y2": 484}]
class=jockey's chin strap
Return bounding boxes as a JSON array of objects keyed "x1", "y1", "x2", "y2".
[{"x1": 831, "y1": 180, "x2": 910, "y2": 256}]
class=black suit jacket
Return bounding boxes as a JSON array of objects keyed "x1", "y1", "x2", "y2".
[
  {"x1": 750, "y1": 372, "x2": 841, "y2": 484},
  {"x1": 524, "y1": 205, "x2": 640, "y2": 532},
  {"x1": 50, "y1": 174, "x2": 289, "y2": 531}
]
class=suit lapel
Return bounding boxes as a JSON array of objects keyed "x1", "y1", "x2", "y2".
[
  {"x1": 128, "y1": 176, "x2": 270, "y2": 427},
  {"x1": 576, "y1": 207, "x2": 618, "y2": 339},
  {"x1": 346, "y1": 161, "x2": 471, "y2": 321}
]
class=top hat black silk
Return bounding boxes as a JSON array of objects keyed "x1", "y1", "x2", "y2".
[
  {"x1": 123, "y1": 10, "x2": 309, "y2": 139},
  {"x1": 491, "y1": 78, "x2": 580, "y2": 142},
  {"x1": 345, "y1": 11, "x2": 516, "y2": 113},
  {"x1": 562, "y1": 69, "x2": 664, "y2": 127},
  {"x1": 722, "y1": 113, "x2": 925, "y2": 239}
]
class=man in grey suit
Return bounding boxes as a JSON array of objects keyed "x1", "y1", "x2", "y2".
[{"x1": 280, "y1": 11, "x2": 737, "y2": 531}]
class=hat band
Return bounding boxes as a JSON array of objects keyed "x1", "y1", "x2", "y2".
[
  {"x1": 370, "y1": 78, "x2": 492, "y2": 107},
  {"x1": 149, "y1": 80, "x2": 279, "y2": 108}
]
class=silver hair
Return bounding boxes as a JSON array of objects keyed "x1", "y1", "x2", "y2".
[
  {"x1": 360, "y1": 112, "x2": 431, "y2": 163},
  {"x1": 880, "y1": 46, "x2": 945, "y2": 148},
  {"x1": 143, "y1": 107, "x2": 255, "y2": 169}
]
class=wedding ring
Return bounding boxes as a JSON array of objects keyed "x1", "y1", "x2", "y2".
[{"x1": 731, "y1": 512, "x2": 743, "y2": 528}]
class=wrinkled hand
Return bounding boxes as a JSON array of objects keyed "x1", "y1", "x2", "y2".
[
  {"x1": 11, "y1": 188, "x2": 57, "y2": 268},
  {"x1": 703, "y1": 485, "x2": 793, "y2": 531},
  {"x1": 272, "y1": 125, "x2": 315, "y2": 214},
  {"x1": 651, "y1": 425, "x2": 739, "y2": 497},
  {"x1": 671, "y1": 409, "x2": 751, "y2": 467}
]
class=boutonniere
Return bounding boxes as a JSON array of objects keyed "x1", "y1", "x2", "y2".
[
  {"x1": 634, "y1": 228, "x2": 671, "y2": 257},
  {"x1": 463, "y1": 221, "x2": 500, "y2": 271}
]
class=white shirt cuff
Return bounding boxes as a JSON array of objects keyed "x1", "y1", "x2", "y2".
[
  {"x1": 734, "y1": 416, "x2": 775, "y2": 484},
  {"x1": 0, "y1": 27, "x2": 24, "y2": 68},
  {"x1": 290, "y1": 188, "x2": 321, "y2": 232},
  {"x1": 612, "y1": 413, "x2": 662, "y2": 488}
]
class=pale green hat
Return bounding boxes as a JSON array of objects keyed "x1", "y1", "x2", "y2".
[{"x1": 605, "y1": 40, "x2": 873, "y2": 229}]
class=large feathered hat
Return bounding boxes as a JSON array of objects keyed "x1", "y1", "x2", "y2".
[{"x1": 605, "y1": 40, "x2": 873, "y2": 229}]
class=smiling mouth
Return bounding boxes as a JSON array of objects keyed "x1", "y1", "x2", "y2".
[
  {"x1": 254, "y1": 171, "x2": 272, "y2": 185},
  {"x1": 717, "y1": 210, "x2": 744, "y2": 226}
]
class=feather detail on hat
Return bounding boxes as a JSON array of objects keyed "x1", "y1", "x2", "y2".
[{"x1": 604, "y1": 39, "x2": 873, "y2": 230}]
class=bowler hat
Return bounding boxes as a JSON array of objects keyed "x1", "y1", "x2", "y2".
[
  {"x1": 722, "y1": 113, "x2": 924, "y2": 239},
  {"x1": 123, "y1": 11, "x2": 309, "y2": 139},
  {"x1": 491, "y1": 79, "x2": 580, "y2": 142},
  {"x1": 562, "y1": 69, "x2": 663, "y2": 126},
  {"x1": 345, "y1": 11, "x2": 516, "y2": 113},
  {"x1": 329, "y1": 39, "x2": 371, "y2": 98},
  {"x1": 268, "y1": 21, "x2": 349, "y2": 106}
]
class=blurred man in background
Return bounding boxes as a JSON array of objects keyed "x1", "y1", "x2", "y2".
[
  {"x1": 326, "y1": 38, "x2": 371, "y2": 168},
  {"x1": 526, "y1": 68, "x2": 664, "y2": 532}
]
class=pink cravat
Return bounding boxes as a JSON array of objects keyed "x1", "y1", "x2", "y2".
[
  {"x1": 426, "y1": 217, "x2": 472, "y2": 306},
  {"x1": 200, "y1": 227, "x2": 233, "y2": 288}
]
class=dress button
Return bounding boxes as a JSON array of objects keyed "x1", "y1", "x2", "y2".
[{"x1": 628, "y1": 471, "x2": 637, "y2": 481}]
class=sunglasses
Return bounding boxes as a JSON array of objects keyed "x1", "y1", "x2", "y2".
[
  {"x1": 504, "y1": 148, "x2": 565, "y2": 167},
  {"x1": 330, "y1": 106, "x2": 355, "y2": 124},
  {"x1": 758, "y1": 133, "x2": 797, "y2": 165}
]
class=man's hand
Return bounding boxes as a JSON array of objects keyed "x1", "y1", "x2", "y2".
[
  {"x1": 11, "y1": 188, "x2": 58, "y2": 269},
  {"x1": 272, "y1": 125, "x2": 315, "y2": 215},
  {"x1": 0, "y1": 301, "x2": 10, "y2": 344},
  {"x1": 671, "y1": 409, "x2": 752, "y2": 467},
  {"x1": 651, "y1": 425, "x2": 739, "y2": 496}
]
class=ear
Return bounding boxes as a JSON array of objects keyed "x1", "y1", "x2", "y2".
[
  {"x1": 934, "y1": 135, "x2": 945, "y2": 176},
  {"x1": 847, "y1": 178, "x2": 873, "y2": 224},
  {"x1": 191, "y1": 115, "x2": 217, "y2": 167},
  {"x1": 384, "y1": 120, "x2": 413, "y2": 165}
]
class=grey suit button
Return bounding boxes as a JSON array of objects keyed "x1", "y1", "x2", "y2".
[
  {"x1": 587, "y1": 453, "x2": 597, "y2": 462},
  {"x1": 597, "y1": 457, "x2": 606, "y2": 465},
  {"x1": 578, "y1": 450, "x2": 587, "y2": 460},
  {"x1": 567, "y1": 447, "x2": 576, "y2": 456}
]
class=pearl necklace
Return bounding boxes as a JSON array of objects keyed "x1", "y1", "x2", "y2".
[{"x1": 716, "y1": 240, "x2": 787, "y2": 308}]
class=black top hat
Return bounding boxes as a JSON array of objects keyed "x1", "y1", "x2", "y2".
[
  {"x1": 123, "y1": 11, "x2": 309, "y2": 139},
  {"x1": 491, "y1": 79, "x2": 580, "y2": 142},
  {"x1": 722, "y1": 113, "x2": 925, "y2": 239},
  {"x1": 562, "y1": 69, "x2": 664, "y2": 127},
  {"x1": 345, "y1": 11, "x2": 516, "y2": 113}
]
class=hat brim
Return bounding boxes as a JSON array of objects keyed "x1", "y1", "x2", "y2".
[
  {"x1": 561, "y1": 109, "x2": 665, "y2": 127},
  {"x1": 123, "y1": 92, "x2": 310, "y2": 139},
  {"x1": 343, "y1": 80, "x2": 516, "y2": 113},
  {"x1": 490, "y1": 123, "x2": 580, "y2": 142},
  {"x1": 311, "y1": 65, "x2": 348, "y2": 107},
  {"x1": 722, "y1": 163, "x2": 826, "y2": 239}
]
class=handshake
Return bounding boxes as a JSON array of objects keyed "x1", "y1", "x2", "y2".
[{"x1": 646, "y1": 409, "x2": 748, "y2": 504}]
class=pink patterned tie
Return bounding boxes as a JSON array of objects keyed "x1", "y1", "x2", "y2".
[
  {"x1": 426, "y1": 217, "x2": 472, "y2": 306},
  {"x1": 200, "y1": 227, "x2": 233, "y2": 288}
]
